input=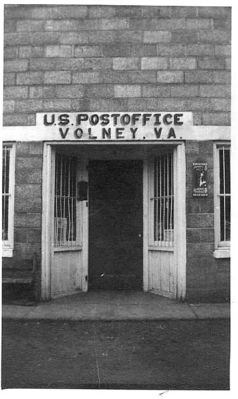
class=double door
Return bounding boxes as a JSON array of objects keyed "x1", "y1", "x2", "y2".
[{"x1": 42, "y1": 145, "x2": 185, "y2": 300}]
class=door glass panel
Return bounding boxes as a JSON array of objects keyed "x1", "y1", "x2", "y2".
[
  {"x1": 54, "y1": 153, "x2": 77, "y2": 247},
  {"x1": 153, "y1": 152, "x2": 174, "y2": 246}
]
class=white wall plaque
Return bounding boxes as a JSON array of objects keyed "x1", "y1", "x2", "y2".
[
  {"x1": 2, "y1": 112, "x2": 231, "y2": 142},
  {"x1": 35, "y1": 112, "x2": 193, "y2": 142}
]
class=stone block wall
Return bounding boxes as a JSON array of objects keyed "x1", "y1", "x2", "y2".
[
  {"x1": 186, "y1": 141, "x2": 230, "y2": 302},
  {"x1": 3, "y1": 5, "x2": 231, "y2": 301},
  {"x1": 4, "y1": 5, "x2": 231, "y2": 126},
  {"x1": 2, "y1": 142, "x2": 43, "y2": 273}
]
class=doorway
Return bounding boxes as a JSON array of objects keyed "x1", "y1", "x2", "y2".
[
  {"x1": 88, "y1": 160, "x2": 143, "y2": 290},
  {"x1": 42, "y1": 143, "x2": 186, "y2": 301}
]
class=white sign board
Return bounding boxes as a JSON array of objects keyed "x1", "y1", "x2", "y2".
[
  {"x1": 2, "y1": 113, "x2": 231, "y2": 142},
  {"x1": 36, "y1": 112, "x2": 193, "y2": 141}
]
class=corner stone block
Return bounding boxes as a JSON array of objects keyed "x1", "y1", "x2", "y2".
[
  {"x1": 16, "y1": 20, "x2": 45, "y2": 32},
  {"x1": 169, "y1": 58, "x2": 196, "y2": 70},
  {"x1": 199, "y1": 228, "x2": 215, "y2": 243},
  {"x1": 187, "y1": 213, "x2": 214, "y2": 229},
  {"x1": 19, "y1": 46, "x2": 44, "y2": 58},
  {"x1": 44, "y1": 71, "x2": 71, "y2": 84},
  {"x1": 42, "y1": 99, "x2": 72, "y2": 111},
  {"x1": 16, "y1": 142, "x2": 43, "y2": 155},
  {"x1": 45, "y1": 45, "x2": 73, "y2": 58},
  {"x1": 202, "y1": 112, "x2": 230, "y2": 125},
  {"x1": 4, "y1": 59, "x2": 28, "y2": 73},
  {"x1": 144, "y1": 31, "x2": 171, "y2": 43},
  {"x1": 157, "y1": 71, "x2": 184, "y2": 83},
  {"x1": 89, "y1": 98, "x2": 129, "y2": 111},
  {"x1": 4, "y1": 73, "x2": 16, "y2": 86},
  {"x1": 16, "y1": 72, "x2": 44, "y2": 85},
  {"x1": 29, "y1": 86, "x2": 56, "y2": 99},
  {"x1": 4, "y1": 86, "x2": 28, "y2": 99},
  {"x1": 16, "y1": 156, "x2": 42, "y2": 171},
  {"x1": 31, "y1": 6, "x2": 88, "y2": 19},
  {"x1": 15, "y1": 169, "x2": 42, "y2": 185},
  {"x1": 55, "y1": 85, "x2": 84, "y2": 99},
  {"x1": 113, "y1": 58, "x2": 139, "y2": 70},
  {"x1": 4, "y1": 47, "x2": 18, "y2": 59},
  {"x1": 141, "y1": 57, "x2": 168, "y2": 70},
  {"x1": 74, "y1": 45, "x2": 103, "y2": 57},
  {"x1": 15, "y1": 185, "x2": 42, "y2": 213},
  {"x1": 114, "y1": 85, "x2": 141, "y2": 98},
  {"x1": 15, "y1": 100, "x2": 43, "y2": 112},
  {"x1": 186, "y1": 228, "x2": 201, "y2": 243},
  {"x1": 72, "y1": 72, "x2": 100, "y2": 84},
  {"x1": 3, "y1": 101, "x2": 14, "y2": 113}
]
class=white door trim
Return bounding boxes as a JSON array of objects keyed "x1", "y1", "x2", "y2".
[
  {"x1": 143, "y1": 159, "x2": 149, "y2": 291},
  {"x1": 174, "y1": 143, "x2": 186, "y2": 300},
  {"x1": 41, "y1": 143, "x2": 54, "y2": 300}
]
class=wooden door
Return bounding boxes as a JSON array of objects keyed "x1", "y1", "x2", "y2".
[
  {"x1": 50, "y1": 152, "x2": 88, "y2": 298},
  {"x1": 146, "y1": 151, "x2": 177, "y2": 298},
  {"x1": 89, "y1": 160, "x2": 143, "y2": 290}
]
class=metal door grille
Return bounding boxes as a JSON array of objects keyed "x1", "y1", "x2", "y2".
[
  {"x1": 218, "y1": 146, "x2": 230, "y2": 242},
  {"x1": 153, "y1": 152, "x2": 174, "y2": 246},
  {"x1": 54, "y1": 153, "x2": 77, "y2": 247},
  {"x1": 2, "y1": 145, "x2": 10, "y2": 240}
]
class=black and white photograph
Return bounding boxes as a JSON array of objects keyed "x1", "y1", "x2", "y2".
[{"x1": 1, "y1": 0, "x2": 232, "y2": 393}]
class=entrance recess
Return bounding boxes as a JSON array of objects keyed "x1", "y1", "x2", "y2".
[
  {"x1": 89, "y1": 160, "x2": 143, "y2": 290},
  {"x1": 42, "y1": 143, "x2": 186, "y2": 301}
]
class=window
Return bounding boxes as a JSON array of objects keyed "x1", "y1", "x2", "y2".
[
  {"x1": 152, "y1": 152, "x2": 174, "y2": 247},
  {"x1": 54, "y1": 153, "x2": 78, "y2": 248},
  {"x1": 214, "y1": 144, "x2": 230, "y2": 257},
  {"x1": 2, "y1": 143, "x2": 15, "y2": 257}
]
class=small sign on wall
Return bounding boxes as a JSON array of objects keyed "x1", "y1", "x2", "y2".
[{"x1": 192, "y1": 162, "x2": 208, "y2": 197}]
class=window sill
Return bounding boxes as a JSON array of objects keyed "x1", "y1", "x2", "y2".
[
  {"x1": 2, "y1": 247, "x2": 13, "y2": 257},
  {"x1": 213, "y1": 248, "x2": 230, "y2": 259}
]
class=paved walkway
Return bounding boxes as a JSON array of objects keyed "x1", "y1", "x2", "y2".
[{"x1": 2, "y1": 291, "x2": 230, "y2": 320}]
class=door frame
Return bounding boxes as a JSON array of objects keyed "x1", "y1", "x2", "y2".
[
  {"x1": 174, "y1": 143, "x2": 186, "y2": 300},
  {"x1": 42, "y1": 142, "x2": 186, "y2": 300},
  {"x1": 41, "y1": 143, "x2": 53, "y2": 300}
]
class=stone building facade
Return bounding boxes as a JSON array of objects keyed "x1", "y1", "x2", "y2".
[{"x1": 3, "y1": 5, "x2": 231, "y2": 302}]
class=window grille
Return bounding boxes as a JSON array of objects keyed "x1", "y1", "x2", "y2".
[
  {"x1": 218, "y1": 146, "x2": 230, "y2": 243},
  {"x1": 153, "y1": 152, "x2": 174, "y2": 246},
  {"x1": 54, "y1": 153, "x2": 77, "y2": 247},
  {"x1": 2, "y1": 145, "x2": 11, "y2": 241}
]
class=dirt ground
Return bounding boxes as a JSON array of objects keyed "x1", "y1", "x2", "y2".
[{"x1": 2, "y1": 319, "x2": 230, "y2": 390}]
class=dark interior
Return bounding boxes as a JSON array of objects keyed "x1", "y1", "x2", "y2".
[{"x1": 88, "y1": 160, "x2": 143, "y2": 290}]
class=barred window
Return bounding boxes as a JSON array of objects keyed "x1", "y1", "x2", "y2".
[
  {"x1": 2, "y1": 144, "x2": 15, "y2": 256},
  {"x1": 2, "y1": 146, "x2": 10, "y2": 240},
  {"x1": 54, "y1": 153, "x2": 77, "y2": 247},
  {"x1": 218, "y1": 146, "x2": 230, "y2": 244},
  {"x1": 153, "y1": 152, "x2": 174, "y2": 246}
]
